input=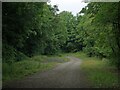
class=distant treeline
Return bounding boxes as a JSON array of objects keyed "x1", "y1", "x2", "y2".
[{"x1": 2, "y1": 2, "x2": 120, "y2": 69}]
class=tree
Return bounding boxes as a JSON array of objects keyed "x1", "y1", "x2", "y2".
[{"x1": 77, "y1": 2, "x2": 120, "y2": 68}]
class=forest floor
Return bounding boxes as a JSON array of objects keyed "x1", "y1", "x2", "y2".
[{"x1": 3, "y1": 56, "x2": 91, "y2": 88}]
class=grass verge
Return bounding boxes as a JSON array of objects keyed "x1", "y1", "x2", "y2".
[
  {"x1": 69, "y1": 52, "x2": 119, "y2": 88},
  {"x1": 3, "y1": 55, "x2": 69, "y2": 84}
]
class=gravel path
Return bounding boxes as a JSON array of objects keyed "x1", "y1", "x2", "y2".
[{"x1": 3, "y1": 56, "x2": 91, "y2": 88}]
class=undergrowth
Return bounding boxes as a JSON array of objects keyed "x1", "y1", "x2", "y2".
[{"x1": 70, "y1": 52, "x2": 119, "y2": 88}]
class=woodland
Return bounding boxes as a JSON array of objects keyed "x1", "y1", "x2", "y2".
[{"x1": 3, "y1": 2, "x2": 120, "y2": 68}]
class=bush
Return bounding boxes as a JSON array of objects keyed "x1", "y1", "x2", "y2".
[
  {"x1": 3, "y1": 44, "x2": 28, "y2": 63},
  {"x1": 2, "y1": 44, "x2": 16, "y2": 63}
]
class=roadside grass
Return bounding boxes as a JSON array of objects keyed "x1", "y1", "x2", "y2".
[
  {"x1": 81, "y1": 59, "x2": 119, "y2": 88},
  {"x1": 66, "y1": 52, "x2": 87, "y2": 59},
  {"x1": 68, "y1": 52, "x2": 119, "y2": 88},
  {"x1": 3, "y1": 55, "x2": 69, "y2": 84}
]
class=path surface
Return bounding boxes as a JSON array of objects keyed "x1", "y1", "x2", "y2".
[{"x1": 3, "y1": 56, "x2": 91, "y2": 88}]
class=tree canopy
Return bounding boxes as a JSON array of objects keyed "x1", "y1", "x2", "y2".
[{"x1": 2, "y1": 2, "x2": 120, "y2": 69}]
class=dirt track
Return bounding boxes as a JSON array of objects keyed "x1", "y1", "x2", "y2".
[{"x1": 3, "y1": 56, "x2": 91, "y2": 88}]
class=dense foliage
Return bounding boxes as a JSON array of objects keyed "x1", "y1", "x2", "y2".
[
  {"x1": 76, "y1": 2, "x2": 120, "y2": 68},
  {"x1": 2, "y1": 2, "x2": 120, "y2": 69}
]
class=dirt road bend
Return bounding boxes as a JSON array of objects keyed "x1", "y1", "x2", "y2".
[{"x1": 3, "y1": 56, "x2": 91, "y2": 88}]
